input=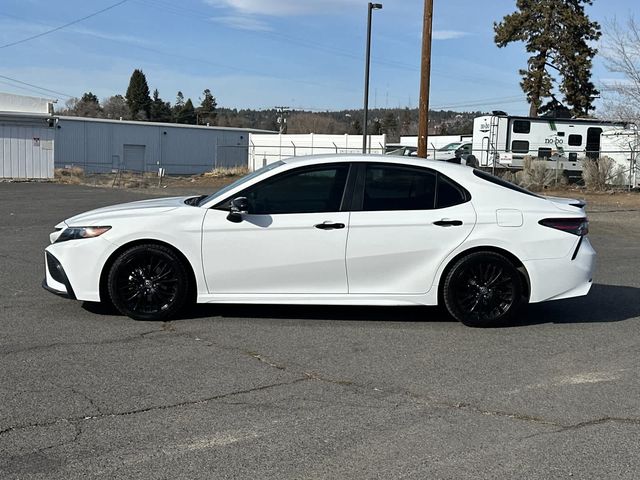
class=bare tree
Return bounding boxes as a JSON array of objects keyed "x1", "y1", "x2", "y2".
[{"x1": 601, "y1": 16, "x2": 640, "y2": 123}]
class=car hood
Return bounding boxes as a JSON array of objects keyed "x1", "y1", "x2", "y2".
[{"x1": 61, "y1": 196, "x2": 197, "y2": 227}]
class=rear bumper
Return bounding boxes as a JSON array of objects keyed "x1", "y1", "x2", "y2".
[
  {"x1": 525, "y1": 236, "x2": 596, "y2": 303},
  {"x1": 43, "y1": 251, "x2": 76, "y2": 300}
]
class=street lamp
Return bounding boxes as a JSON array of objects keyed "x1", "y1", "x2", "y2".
[{"x1": 363, "y1": 2, "x2": 382, "y2": 154}]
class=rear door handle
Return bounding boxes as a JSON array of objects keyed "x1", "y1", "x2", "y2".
[
  {"x1": 433, "y1": 219, "x2": 463, "y2": 227},
  {"x1": 315, "y1": 222, "x2": 345, "y2": 230}
]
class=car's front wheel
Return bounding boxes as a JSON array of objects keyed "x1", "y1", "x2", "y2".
[
  {"x1": 443, "y1": 251, "x2": 524, "y2": 327},
  {"x1": 107, "y1": 244, "x2": 189, "y2": 321}
]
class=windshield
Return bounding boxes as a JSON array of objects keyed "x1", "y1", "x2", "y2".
[
  {"x1": 438, "y1": 142, "x2": 462, "y2": 151},
  {"x1": 197, "y1": 161, "x2": 284, "y2": 206}
]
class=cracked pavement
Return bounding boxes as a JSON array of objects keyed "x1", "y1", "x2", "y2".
[{"x1": 1, "y1": 183, "x2": 639, "y2": 479}]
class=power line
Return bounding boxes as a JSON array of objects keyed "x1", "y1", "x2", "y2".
[
  {"x1": 0, "y1": 74, "x2": 73, "y2": 98},
  {"x1": 0, "y1": 0, "x2": 129, "y2": 49}
]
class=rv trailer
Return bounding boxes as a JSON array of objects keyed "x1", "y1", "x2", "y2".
[{"x1": 471, "y1": 113, "x2": 634, "y2": 181}]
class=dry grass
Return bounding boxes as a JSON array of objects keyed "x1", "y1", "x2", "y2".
[
  {"x1": 54, "y1": 167, "x2": 85, "y2": 184},
  {"x1": 203, "y1": 166, "x2": 250, "y2": 178}
]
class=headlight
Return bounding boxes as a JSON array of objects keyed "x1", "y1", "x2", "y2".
[{"x1": 56, "y1": 226, "x2": 111, "y2": 243}]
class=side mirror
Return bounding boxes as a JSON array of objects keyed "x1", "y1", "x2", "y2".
[{"x1": 226, "y1": 196, "x2": 249, "y2": 223}]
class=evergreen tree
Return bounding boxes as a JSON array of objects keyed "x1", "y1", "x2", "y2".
[
  {"x1": 172, "y1": 91, "x2": 185, "y2": 122},
  {"x1": 125, "y1": 69, "x2": 151, "y2": 119},
  {"x1": 177, "y1": 98, "x2": 197, "y2": 124},
  {"x1": 197, "y1": 88, "x2": 217, "y2": 125},
  {"x1": 149, "y1": 89, "x2": 172, "y2": 122},
  {"x1": 494, "y1": 0, "x2": 601, "y2": 117},
  {"x1": 381, "y1": 112, "x2": 399, "y2": 141}
]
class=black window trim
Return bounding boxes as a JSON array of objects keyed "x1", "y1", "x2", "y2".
[
  {"x1": 351, "y1": 162, "x2": 471, "y2": 212},
  {"x1": 212, "y1": 162, "x2": 356, "y2": 214}
]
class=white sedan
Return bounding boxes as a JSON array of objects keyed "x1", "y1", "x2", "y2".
[{"x1": 43, "y1": 155, "x2": 595, "y2": 327}]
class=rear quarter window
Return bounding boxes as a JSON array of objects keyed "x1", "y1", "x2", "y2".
[{"x1": 473, "y1": 169, "x2": 542, "y2": 198}]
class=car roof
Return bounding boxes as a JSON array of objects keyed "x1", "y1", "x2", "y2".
[{"x1": 280, "y1": 153, "x2": 472, "y2": 174}]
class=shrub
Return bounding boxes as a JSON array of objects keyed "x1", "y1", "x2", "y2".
[
  {"x1": 582, "y1": 157, "x2": 615, "y2": 191},
  {"x1": 521, "y1": 159, "x2": 555, "y2": 191}
]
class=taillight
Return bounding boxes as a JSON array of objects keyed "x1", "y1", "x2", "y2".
[{"x1": 539, "y1": 218, "x2": 589, "y2": 236}]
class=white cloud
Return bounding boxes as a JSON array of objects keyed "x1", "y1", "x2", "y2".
[
  {"x1": 211, "y1": 15, "x2": 272, "y2": 31},
  {"x1": 432, "y1": 30, "x2": 468, "y2": 41},
  {"x1": 204, "y1": 0, "x2": 361, "y2": 17}
]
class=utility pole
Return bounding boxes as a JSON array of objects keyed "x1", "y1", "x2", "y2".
[
  {"x1": 417, "y1": 0, "x2": 434, "y2": 158},
  {"x1": 275, "y1": 106, "x2": 290, "y2": 134},
  {"x1": 362, "y1": 3, "x2": 383, "y2": 154}
]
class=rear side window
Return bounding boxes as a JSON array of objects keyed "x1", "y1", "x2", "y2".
[
  {"x1": 437, "y1": 175, "x2": 468, "y2": 208},
  {"x1": 362, "y1": 164, "x2": 469, "y2": 211},
  {"x1": 364, "y1": 165, "x2": 437, "y2": 211},
  {"x1": 473, "y1": 169, "x2": 542, "y2": 198}
]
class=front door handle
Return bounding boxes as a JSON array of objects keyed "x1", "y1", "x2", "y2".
[
  {"x1": 433, "y1": 219, "x2": 463, "y2": 227},
  {"x1": 315, "y1": 222, "x2": 345, "y2": 230}
]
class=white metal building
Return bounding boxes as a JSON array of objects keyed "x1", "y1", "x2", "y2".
[{"x1": 0, "y1": 112, "x2": 56, "y2": 180}]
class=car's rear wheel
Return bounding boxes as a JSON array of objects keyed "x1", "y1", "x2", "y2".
[
  {"x1": 443, "y1": 251, "x2": 523, "y2": 327},
  {"x1": 107, "y1": 244, "x2": 189, "y2": 321}
]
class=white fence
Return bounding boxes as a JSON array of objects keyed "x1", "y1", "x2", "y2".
[{"x1": 248, "y1": 133, "x2": 386, "y2": 171}]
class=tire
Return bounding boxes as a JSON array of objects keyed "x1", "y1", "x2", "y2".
[
  {"x1": 107, "y1": 244, "x2": 189, "y2": 321},
  {"x1": 442, "y1": 252, "x2": 524, "y2": 327}
]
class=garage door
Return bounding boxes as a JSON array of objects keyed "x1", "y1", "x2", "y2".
[{"x1": 123, "y1": 144, "x2": 145, "y2": 172}]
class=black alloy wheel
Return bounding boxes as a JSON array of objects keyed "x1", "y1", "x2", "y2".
[
  {"x1": 107, "y1": 244, "x2": 189, "y2": 321},
  {"x1": 443, "y1": 251, "x2": 524, "y2": 327}
]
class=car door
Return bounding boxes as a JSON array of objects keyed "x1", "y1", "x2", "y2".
[
  {"x1": 346, "y1": 163, "x2": 476, "y2": 295},
  {"x1": 202, "y1": 163, "x2": 352, "y2": 295}
]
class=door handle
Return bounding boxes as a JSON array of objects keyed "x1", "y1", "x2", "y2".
[
  {"x1": 433, "y1": 219, "x2": 463, "y2": 227},
  {"x1": 315, "y1": 222, "x2": 345, "y2": 230}
]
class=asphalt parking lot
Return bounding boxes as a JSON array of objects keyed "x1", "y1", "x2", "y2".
[{"x1": 1, "y1": 182, "x2": 639, "y2": 479}]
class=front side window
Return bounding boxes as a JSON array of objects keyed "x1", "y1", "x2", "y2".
[{"x1": 240, "y1": 164, "x2": 349, "y2": 215}]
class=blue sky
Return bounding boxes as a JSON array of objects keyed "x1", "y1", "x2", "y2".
[{"x1": 0, "y1": 0, "x2": 636, "y2": 114}]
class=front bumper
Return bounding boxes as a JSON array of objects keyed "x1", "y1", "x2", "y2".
[{"x1": 43, "y1": 251, "x2": 76, "y2": 299}]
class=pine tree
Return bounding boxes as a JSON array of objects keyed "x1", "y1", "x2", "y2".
[
  {"x1": 177, "y1": 98, "x2": 197, "y2": 124},
  {"x1": 149, "y1": 89, "x2": 172, "y2": 122},
  {"x1": 494, "y1": 0, "x2": 601, "y2": 117},
  {"x1": 172, "y1": 91, "x2": 185, "y2": 122},
  {"x1": 198, "y1": 88, "x2": 217, "y2": 125},
  {"x1": 125, "y1": 69, "x2": 151, "y2": 120}
]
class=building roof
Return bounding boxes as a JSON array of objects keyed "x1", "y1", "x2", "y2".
[{"x1": 56, "y1": 115, "x2": 275, "y2": 133}]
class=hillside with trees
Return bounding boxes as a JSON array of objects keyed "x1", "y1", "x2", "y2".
[{"x1": 57, "y1": 69, "x2": 482, "y2": 141}]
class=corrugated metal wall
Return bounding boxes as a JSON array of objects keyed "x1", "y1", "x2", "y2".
[
  {"x1": 55, "y1": 118, "x2": 250, "y2": 174},
  {"x1": 0, "y1": 120, "x2": 54, "y2": 179}
]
